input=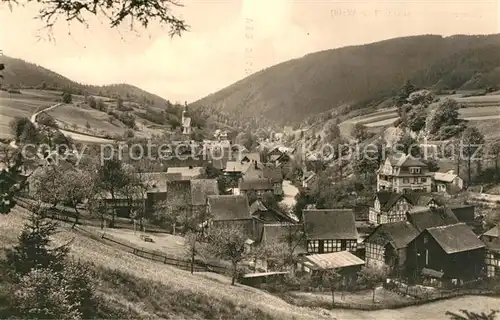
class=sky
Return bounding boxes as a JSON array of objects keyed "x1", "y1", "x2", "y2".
[{"x1": 0, "y1": 0, "x2": 499, "y2": 103}]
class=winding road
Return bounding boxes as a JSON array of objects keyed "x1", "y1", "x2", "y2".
[{"x1": 9, "y1": 103, "x2": 114, "y2": 148}]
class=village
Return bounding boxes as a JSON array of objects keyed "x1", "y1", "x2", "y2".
[
  {"x1": 1, "y1": 2, "x2": 500, "y2": 317},
  {"x1": 2, "y1": 99, "x2": 497, "y2": 314}
]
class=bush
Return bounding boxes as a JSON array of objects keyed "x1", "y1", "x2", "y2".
[
  {"x1": 37, "y1": 113, "x2": 58, "y2": 128},
  {"x1": 7, "y1": 88, "x2": 21, "y2": 94},
  {"x1": 12, "y1": 268, "x2": 81, "y2": 319},
  {"x1": 62, "y1": 91, "x2": 72, "y2": 103},
  {"x1": 118, "y1": 112, "x2": 136, "y2": 129},
  {"x1": 123, "y1": 129, "x2": 135, "y2": 138}
]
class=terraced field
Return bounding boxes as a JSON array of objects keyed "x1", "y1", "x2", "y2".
[
  {"x1": 0, "y1": 90, "x2": 58, "y2": 139},
  {"x1": 340, "y1": 94, "x2": 500, "y2": 134}
]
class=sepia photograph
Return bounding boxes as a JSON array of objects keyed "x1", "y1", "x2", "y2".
[{"x1": 0, "y1": 0, "x2": 500, "y2": 319}]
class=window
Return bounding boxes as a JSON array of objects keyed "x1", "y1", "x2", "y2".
[
  {"x1": 423, "y1": 235, "x2": 428, "y2": 244},
  {"x1": 425, "y1": 249, "x2": 429, "y2": 266},
  {"x1": 421, "y1": 178, "x2": 427, "y2": 183},
  {"x1": 413, "y1": 177, "x2": 419, "y2": 183},
  {"x1": 403, "y1": 178, "x2": 409, "y2": 183},
  {"x1": 324, "y1": 240, "x2": 335, "y2": 252},
  {"x1": 308, "y1": 240, "x2": 319, "y2": 253},
  {"x1": 410, "y1": 167, "x2": 421, "y2": 174}
]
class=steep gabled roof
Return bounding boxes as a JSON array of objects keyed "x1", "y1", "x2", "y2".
[
  {"x1": 426, "y1": 223, "x2": 485, "y2": 254},
  {"x1": 433, "y1": 172, "x2": 459, "y2": 183},
  {"x1": 483, "y1": 226, "x2": 500, "y2": 238},
  {"x1": 249, "y1": 199, "x2": 268, "y2": 215},
  {"x1": 259, "y1": 223, "x2": 304, "y2": 247},
  {"x1": 224, "y1": 161, "x2": 251, "y2": 173},
  {"x1": 207, "y1": 194, "x2": 250, "y2": 220},
  {"x1": 365, "y1": 221, "x2": 419, "y2": 249},
  {"x1": 375, "y1": 191, "x2": 394, "y2": 207},
  {"x1": 302, "y1": 209, "x2": 358, "y2": 240},
  {"x1": 406, "y1": 207, "x2": 459, "y2": 232},
  {"x1": 405, "y1": 193, "x2": 443, "y2": 207},
  {"x1": 262, "y1": 166, "x2": 283, "y2": 183},
  {"x1": 241, "y1": 152, "x2": 261, "y2": 163},
  {"x1": 389, "y1": 153, "x2": 427, "y2": 167},
  {"x1": 249, "y1": 200, "x2": 296, "y2": 223}
]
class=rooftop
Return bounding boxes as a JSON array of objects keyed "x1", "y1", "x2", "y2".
[
  {"x1": 426, "y1": 223, "x2": 485, "y2": 254},
  {"x1": 302, "y1": 209, "x2": 358, "y2": 240},
  {"x1": 207, "y1": 194, "x2": 251, "y2": 220},
  {"x1": 304, "y1": 251, "x2": 365, "y2": 270}
]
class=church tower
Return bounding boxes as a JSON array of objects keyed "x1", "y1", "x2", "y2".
[{"x1": 181, "y1": 101, "x2": 191, "y2": 136}]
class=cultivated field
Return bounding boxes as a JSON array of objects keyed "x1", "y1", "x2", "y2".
[
  {"x1": 47, "y1": 103, "x2": 127, "y2": 137},
  {"x1": 340, "y1": 93, "x2": 500, "y2": 133},
  {"x1": 0, "y1": 90, "x2": 57, "y2": 139},
  {"x1": 0, "y1": 89, "x2": 166, "y2": 142}
]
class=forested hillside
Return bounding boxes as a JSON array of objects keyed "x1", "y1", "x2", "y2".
[{"x1": 192, "y1": 34, "x2": 500, "y2": 126}]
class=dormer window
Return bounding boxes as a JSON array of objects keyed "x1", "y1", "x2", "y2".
[{"x1": 410, "y1": 167, "x2": 421, "y2": 174}]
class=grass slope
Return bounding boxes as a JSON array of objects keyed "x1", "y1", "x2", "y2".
[
  {"x1": 192, "y1": 34, "x2": 500, "y2": 125},
  {"x1": 1, "y1": 208, "x2": 499, "y2": 319},
  {"x1": 0, "y1": 208, "x2": 333, "y2": 320}
]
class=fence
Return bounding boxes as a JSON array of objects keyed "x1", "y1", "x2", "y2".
[
  {"x1": 16, "y1": 197, "x2": 232, "y2": 276},
  {"x1": 15, "y1": 197, "x2": 166, "y2": 233}
]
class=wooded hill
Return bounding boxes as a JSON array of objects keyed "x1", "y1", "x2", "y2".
[{"x1": 191, "y1": 34, "x2": 500, "y2": 126}]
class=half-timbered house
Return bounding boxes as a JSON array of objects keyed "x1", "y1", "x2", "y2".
[{"x1": 302, "y1": 209, "x2": 358, "y2": 254}]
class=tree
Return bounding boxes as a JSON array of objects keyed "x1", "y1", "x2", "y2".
[
  {"x1": 6, "y1": 206, "x2": 69, "y2": 277},
  {"x1": 461, "y1": 127, "x2": 485, "y2": 183},
  {"x1": 184, "y1": 231, "x2": 203, "y2": 274},
  {"x1": 406, "y1": 104, "x2": 427, "y2": 133},
  {"x1": 319, "y1": 266, "x2": 342, "y2": 306},
  {"x1": 87, "y1": 96, "x2": 97, "y2": 109},
  {"x1": 154, "y1": 196, "x2": 187, "y2": 235},
  {"x1": 37, "y1": 112, "x2": 58, "y2": 128},
  {"x1": 9, "y1": 117, "x2": 38, "y2": 144},
  {"x1": 396, "y1": 80, "x2": 417, "y2": 111},
  {"x1": 357, "y1": 265, "x2": 389, "y2": 303},
  {"x1": 352, "y1": 123, "x2": 370, "y2": 141},
  {"x1": 206, "y1": 224, "x2": 249, "y2": 285},
  {"x1": 491, "y1": 140, "x2": 500, "y2": 179},
  {"x1": 7, "y1": 205, "x2": 98, "y2": 319},
  {"x1": 116, "y1": 96, "x2": 125, "y2": 110},
  {"x1": 62, "y1": 90, "x2": 72, "y2": 103},
  {"x1": 30, "y1": 165, "x2": 65, "y2": 209},
  {"x1": 0, "y1": 149, "x2": 27, "y2": 214},
  {"x1": 429, "y1": 98, "x2": 461, "y2": 136},
  {"x1": 353, "y1": 141, "x2": 384, "y2": 180},
  {"x1": 97, "y1": 158, "x2": 130, "y2": 227},
  {"x1": 0, "y1": 0, "x2": 189, "y2": 215},
  {"x1": 60, "y1": 169, "x2": 93, "y2": 228},
  {"x1": 446, "y1": 309, "x2": 498, "y2": 320},
  {"x1": 395, "y1": 134, "x2": 421, "y2": 157},
  {"x1": 6, "y1": 0, "x2": 187, "y2": 36}
]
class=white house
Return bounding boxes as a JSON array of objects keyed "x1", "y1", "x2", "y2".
[{"x1": 432, "y1": 170, "x2": 463, "y2": 193}]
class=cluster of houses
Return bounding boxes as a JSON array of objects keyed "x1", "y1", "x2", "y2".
[
  {"x1": 226, "y1": 152, "x2": 499, "y2": 288},
  {"x1": 19, "y1": 116, "x2": 500, "y2": 288}
]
